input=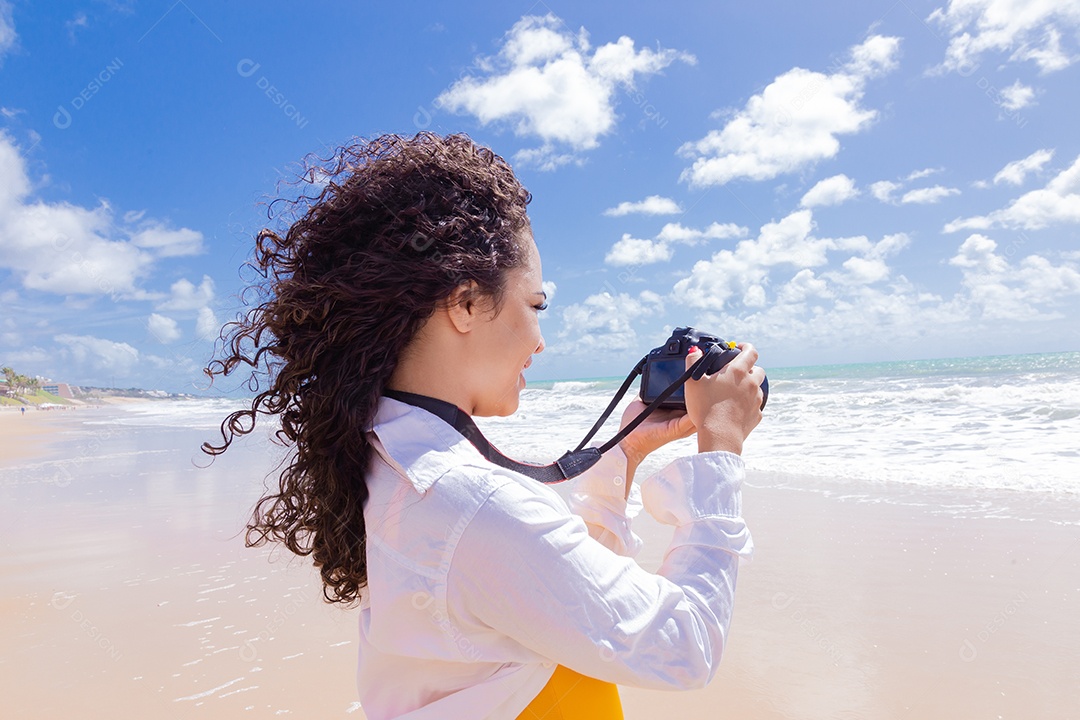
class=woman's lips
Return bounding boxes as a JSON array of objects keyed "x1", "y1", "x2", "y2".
[{"x1": 521, "y1": 357, "x2": 533, "y2": 387}]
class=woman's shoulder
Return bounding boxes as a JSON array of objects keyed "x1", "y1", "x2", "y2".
[
  {"x1": 368, "y1": 398, "x2": 514, "y2": 493},
  {"x1": 365, "y1": 435, "x2": 556, "y2": 579}
]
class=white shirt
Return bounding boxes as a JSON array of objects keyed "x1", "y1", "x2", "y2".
[{"x1": 356, "y1": 397, "x2": 753, "y2": 720}]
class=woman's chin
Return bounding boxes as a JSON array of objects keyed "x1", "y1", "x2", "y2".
[
  {"x1": 474, "y1": 388, "x2": 521, "y2": 418},
  {"x1": 499, "y1": 394, "x2": 521, "y2": 417}
]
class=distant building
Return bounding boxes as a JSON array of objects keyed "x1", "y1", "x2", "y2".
[{"x1": 41, "y1": 383, "x2": 78, "y2": 399}]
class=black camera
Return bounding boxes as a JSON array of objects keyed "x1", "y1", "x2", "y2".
[{"x1": 640, "y1": 327, "x2": 768, "y2": 410}]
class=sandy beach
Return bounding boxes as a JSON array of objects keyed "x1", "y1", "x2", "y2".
[
  {"x1": 624, "y1": 482, "x2": 1080, "y2": 719},
  {"x1": 0, "y1": 407, "x2": 70, "y2": 463},
  {"x1": 1, "y1": 404, "x2": 1077, "y2": 718}
]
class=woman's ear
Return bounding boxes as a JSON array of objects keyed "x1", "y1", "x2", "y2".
[{"x1": 446, "y1": 281, "x2": 482, "y2": 334}]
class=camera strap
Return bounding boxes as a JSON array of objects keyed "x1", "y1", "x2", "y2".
[{"x1": 383, "y1": 349, "x2": 717, "y2": 483}]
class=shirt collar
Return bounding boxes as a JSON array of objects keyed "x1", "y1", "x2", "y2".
[{"x1": 368, "y1": 396, "x2": 484, "y2": 495}]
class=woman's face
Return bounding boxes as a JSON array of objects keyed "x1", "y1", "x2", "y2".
[{"x1": 469, "y1": 232, "x2": 547, "y2": 417}]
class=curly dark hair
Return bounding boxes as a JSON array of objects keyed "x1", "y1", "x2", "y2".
[{"x1": 203, "y1": 132, "x2": 532, "y2": 604}]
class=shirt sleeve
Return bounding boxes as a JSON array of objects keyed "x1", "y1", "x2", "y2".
[
  {"x1": 563, "y1": 444, "x2": 644, "y2": 558},
  {"x1": 449, "y1": 451, "x2": 752, "y2": 691}
]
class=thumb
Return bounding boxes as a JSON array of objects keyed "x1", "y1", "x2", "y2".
[{"x1": 675, "y1": 411, "x2": 696, "y2": 435}]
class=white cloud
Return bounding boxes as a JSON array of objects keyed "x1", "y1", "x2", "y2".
[
  {"x1": 945, "y1": 153, "x2": 1080, "y2": 231},
  {"x1": 946, "y1": 233, "x2": 1080, "y2": 319},
  {"x1": 158, "y1": 276, "x2": 215, "y2": 311},
  {"x1": 872, "y1": 170, "x2": 961, "y2": 205},
  {"x1": 0, "y1": 132, "x2": 204, "y2": 297},
  {"x1": 800, "y1": 174, "x2": 859, "y2": 207},
  {"x1": 3, "y1": 346, "x2": 51, "y2": 366},
  {"x1": 656, "y1": 221, "x2": 746, "y2": 245},
  {"x1": 437, "y1": 14, "x2": 693, "y2": 168},
  {"x1": 678, "y1": 34, "x2": 900, "y2": 187},
  {"x1": 670, "y1": 212, "x2": 915, "y2": 324},
  {"x1": 993, "y1": 148, "x2": 1054, "y2": 185},
  {"x1": 777, "y1": 269, "x2": 832, "y2": 304},
  {"x1": 0, "y1": 132, "x2": 32, "y2": 207},
  {"x1": 676, "y1": 228, "x2": 1079, "y2": 356},
  {"x1": 511, "y1": 146, "x2": 579, "y2": 172},
  {"x1": 900, "y1": 185, "x2": 961, "y2": 204},
  {"x1": 605, "y1": 220, "x2": 750, "y2": 265},
  {"x1": 870, "y1": 232, "x2": 911, "y2": 259},
  {"x1": 838, "y1": 256, "x2": 890, "y2": 284},
  {"x1": 741, "y1": 284, "x2": 766, "y2": 307},
  {"x1": 64, "y1": 12, "x2": 90, "y2": 43},
  {"x1": 0, "y1": 1, "x2": 16, "y2": 65},
  {"x1": 906, "y1": 167, "x2": 940, "y2": 180},
  {"x1": 869, "y1": 180, "x2": 900, "y2": 203},
  {"x1": 557, "y1": 290, "x2": 663, "y2": 352},
  {"x1": 928, "y1": 0, "x2": 1080, "y2": 74},
  {"x1": 604, "y1": 234, "x2": 673, "y2": 266},
  {"x1": 742, "y1": 210, "x2": 834, "y2": 267},
  {"x1": 949, "y1": 233, "x2": 1009, "y2": 273},
  {"x1": 130, "y1": 225, "x2": 204, "y2": 257},
  {"x1": 673, "y1": 210, "x2": 837, "y2": 308},
  {"x1": 603, "y1": 195, "x2": 681, "y2": 216},
  {"x1": 194, "y1": 306, "x2": 219, "y2": 341},
  {"x1": 55, "y1": 334, "x2": 140, "y2": 375},
  {"x1": 147, "y1": 313, "x2": 181, "y2": 343},
  {"x1": 998, "y1": 80, "x2": 1036, "y2": 110}
]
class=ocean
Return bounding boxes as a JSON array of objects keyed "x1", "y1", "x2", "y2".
[
  {"x1": 16, "y1": 350, "x2": 1077, "y2": 517},
  {"x1": 481, "y1": 352, "x2": 1080, "y2": 497}
]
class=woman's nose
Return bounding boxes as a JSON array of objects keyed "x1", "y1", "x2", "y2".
[{"x1": 535, "y1": 334, "x2": 545, "y2": 354}]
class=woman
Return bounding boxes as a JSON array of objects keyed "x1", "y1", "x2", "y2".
[{"x1": 205, "y1": 132, "x2": 765, "y2": 719}]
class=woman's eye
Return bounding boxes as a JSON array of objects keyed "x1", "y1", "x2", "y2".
[{"x1": 535, "y1": 302, "x2": 549, "y2": 312}]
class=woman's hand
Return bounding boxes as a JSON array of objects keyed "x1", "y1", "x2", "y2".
[
  {"x1": 684, "y1": 343, "x2": 764, "y2": 456},
  {"x1": 617, "y1": 400, "x2": 695, "y2": 498}
]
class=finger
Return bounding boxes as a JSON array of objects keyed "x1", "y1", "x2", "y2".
[
  {"x1": 675, "y1": 412, "x2": 696, "y2": 435},
  {"x1": 732, "y1": 342, "x2": 759, "y2": 370},
  {"x1": 685, "y1": 345, "x2": 703, "y2": 370}
]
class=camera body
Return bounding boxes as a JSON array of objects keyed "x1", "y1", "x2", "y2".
[{"x1": 640, "y1": 327, "x2": 768, "y2": 410}]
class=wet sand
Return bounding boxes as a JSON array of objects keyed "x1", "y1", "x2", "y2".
[
  {"x1": 1, "y1": 407, "x2": 1077, "y2": 718},
  {"x1": 623, "y1": 482, "x2": 1080, "y2": 719},
  {"x1": 1, "y1": 408, "x2": 363, "y2": 717},
  {"x1": 0, "y1": 407, "x2": 65, "y2": 463}
]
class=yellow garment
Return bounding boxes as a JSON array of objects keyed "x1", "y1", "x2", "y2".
[{"x1": 516, "y1": 664, "x2": 623, "y2": 720}]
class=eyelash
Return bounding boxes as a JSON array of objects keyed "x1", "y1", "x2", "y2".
[{"x1": 534, "y1": 302, "x2": 549, "y2": 312}]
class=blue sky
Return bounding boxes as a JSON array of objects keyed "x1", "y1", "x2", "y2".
[{"x1": 1, "y1": 0, "x2": 1079, "y2": 392}]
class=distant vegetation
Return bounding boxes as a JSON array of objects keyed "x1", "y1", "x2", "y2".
[
  {"x1": 2, "y1": 366, "x2": 40, "y2": 396},
  {"x1": 2, "y1": 366, "x2": 71, "y2": 406}
]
